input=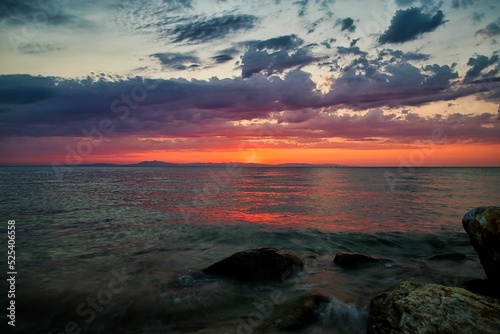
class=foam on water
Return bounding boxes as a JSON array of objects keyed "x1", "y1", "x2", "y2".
[{"x1": 320, "y1": 297, "x2": 369, "y2": 334}]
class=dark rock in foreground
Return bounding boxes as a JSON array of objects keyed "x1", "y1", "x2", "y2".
[
  {"x1": 203, "y1": 247, "x2": 304, "y2": 281},
  {"x1": 333, "y1": 252, "x2": 389, "y2": 268},
  {"x1": 367, "y1": 281, "x2": 500, "y2": 334},
  {"x1": 462, "y1": 206, "x2": 500, "y2": 282},
  {"x1": 258, "y1": 294, "x2": 330, "y2": 332}
]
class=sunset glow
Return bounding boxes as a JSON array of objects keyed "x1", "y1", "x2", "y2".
[{"x1": 0, "y1": 1, "x2": 499, "y2": 166}]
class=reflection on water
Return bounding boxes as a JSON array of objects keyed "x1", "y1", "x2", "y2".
[{"x1": 0, "y1": 167, "x2": 498, "y2": 333}]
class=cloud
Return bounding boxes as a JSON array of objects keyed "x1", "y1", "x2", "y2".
[
  {"x1": 475, "y1": 22, "x2": 500, "y2": 43},
  {"x1": 471, "y1": 12, "x2": 484, "y2": 23},
  {"x1": 0, "y1": 70, "x2": 498, "y2": 147},
  {"x1": 339, "y1": 17, "x2": 356, "y2": 32},
  {"x1": 336, "y1": 46, "x2": 366, "y2": 56},
  {"x1": 0, "y1": 0, "x2": 90, "y2": 28},
  {"x1": 16, "y1": 42, "x2": 64, "y2": 54},
  {"x1": 379, "y1": 8, "x2": 445, "y2": 44},
  {"x1": 379, "y1": 49, "x2": 430, "y2": 62},
  {"x1": 294, "y1": 0, "x2": 335, "y2": 17},
  {"x1": 464, "y1": 53, "x2": 500, "y2": 82},
  {"x1": 150, "y1": 52, "x2": 200, "y2": 70},
  {"x1": 240, "y1": 48, "x2": 320, "y2": 78},
  {"x1": 158, "y1": 0, "x2": 194, "y2": 10},
  {"x1": 171, "y1": 14, "x2": 257, "y2": 44},
  {"x1": 240, "y1": 35, "x2": 320, "y2": 78},
  {"x1": 211, "y1": 54, "x2": 234, "y2": 63},
  {"x1": 211, "y1": 47, "x2": 240, "y2": 64},
  {"x1": 0, "y1": 87, "x2": 54, "y2": 104},
  {"x1": 244, "y1": 35, "x2": 304, "y2": 51},
  {"x1": 395, "y1": 0, "x2": 415, "y2": 6},
  {"x1": 452, "y1": 0, "x2": 475, "y2": 9},
  {"x1": 423, "y1": 64, "x2": 458, "y2": 87},
  {"x1": 394, "y1": 0, "x2": 442, "y2": 11}
]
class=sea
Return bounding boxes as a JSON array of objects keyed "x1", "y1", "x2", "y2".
[{"x1": 0, "y1": 166, "x2": 499, "y2": 333}]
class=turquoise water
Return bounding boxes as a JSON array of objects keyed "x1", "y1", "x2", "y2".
[{"x1": 0, "y1": 167, "x2": 499, "y2": 333}]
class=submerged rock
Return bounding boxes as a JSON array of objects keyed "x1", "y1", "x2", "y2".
[
  {"x1": 367, "y1": 281, "x2": 500, "y2": 334},
  {"x1": 258, "y1": 294, "x2": 330, "y2": 332},
  {"x1": 333, "y1": 252, "x2": 389, "y2": 268},
  {"x1": 203, "y1": 247, "x2": 304, "y2": 281},
  {"x1": 462, "y1": 206, "x2": 500, "y2": 282}
]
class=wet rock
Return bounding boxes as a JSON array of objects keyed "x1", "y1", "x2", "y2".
[
  {"x1": 462, "y1": 206, "x2": 500, "y2": 282},
  {"x1": 427, "y1": 253, "x2": 466, "y2": 261},
  {"x1": 203, "y1": 247, "x2": 304, "y2": 281},
  {"x1": 258, "y1": 294, "x2": 330, "y2": 332},
  {"x1": 333, "y1": 252, "x2": 389, "y2": 268},
  {"x1": 367, "y1": 281, "x2": 500, "y2": 334}
]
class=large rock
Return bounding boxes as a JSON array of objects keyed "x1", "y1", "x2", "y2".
[
  {"x1": 333, "y1": 252, "x2": 390, "y2": 268},
  {"x1": 203, "y1": 247, "x2": 304, "y2": 281},
  {"x1": 367, "y1": 281, "x2": 500, "y2": 334},
  {"x1": 462, "y1": 206, "x2": 500, "y2": 282}
]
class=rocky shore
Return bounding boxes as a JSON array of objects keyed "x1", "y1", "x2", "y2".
[{"x1": 199, "y1": 206, "x2": 500, "y2": 332}]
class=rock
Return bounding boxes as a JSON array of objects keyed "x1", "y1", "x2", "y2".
[
  {"x1": 202, "y1": 247, "x2": 304, "y2": 281},
  {"x1": 333, "y1": 252, "x2": 389, "y2": 268},
  {"x1": 462, "y1": 206, "x2": 500, "y2": 282},
  {"x1": 459, "y1": 278, "x2": 500, "y2": 300},
  {"x1": 367, "y1": 281, "x2": 500, "y2": 334},
  {"x1": 258, "y1": 294, "x2": 330, "y2": 332},
  {"x1": 427, "y1": 253, "x2": 466, "y2": 261}
]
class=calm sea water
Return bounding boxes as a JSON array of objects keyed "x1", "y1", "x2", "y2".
[{"x1": 1, "y1": 167, "x2": 499, "y2": 333}]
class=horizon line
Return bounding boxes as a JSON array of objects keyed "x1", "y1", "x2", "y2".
[{"x1": 0, "y1": 160, "x2": 499, "y2": 168}]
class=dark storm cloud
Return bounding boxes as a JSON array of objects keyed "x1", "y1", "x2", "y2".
[
  {"x1": 150, "y1": 52, "x2": 200, "y2": 70},
  {"x1": 379, "y1": 8, "x2": 445, "y2": 44},
  {"x1": 464, "y1": 53, "x2": 500, "y2": 82},
  {"x1": 475, "y1": 22, "x2": 500, "y2": 43},
  {"x1": 339, "y1": 17, "x2": 356, "y2": 32},
  {"x1": 171, "y1": 14, "x2": 257, "y2": 44}
]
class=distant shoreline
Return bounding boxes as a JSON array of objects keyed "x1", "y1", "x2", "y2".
[{"x1": 0, "y1": 161, "x2": 498, "y2": 168}]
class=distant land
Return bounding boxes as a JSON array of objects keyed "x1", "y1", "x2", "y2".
[{"x1": 0, "y1": 160, "x2": 344, "y2": 168}]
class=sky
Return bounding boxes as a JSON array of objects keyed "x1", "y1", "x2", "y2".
[{"x1": 0, "y1": 0, "x2": 499, "y2": 166}]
